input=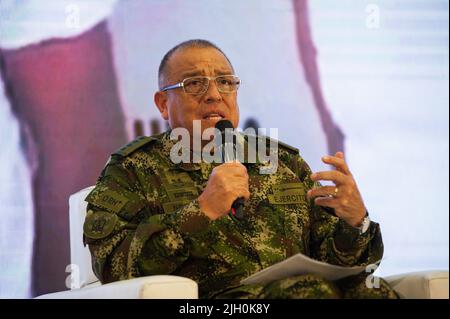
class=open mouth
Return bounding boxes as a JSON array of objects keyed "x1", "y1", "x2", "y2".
[{"x1": 202, "y1": 112, "x2": 225, "y2": 120}]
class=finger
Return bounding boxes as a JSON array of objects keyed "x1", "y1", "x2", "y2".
[
  {"x1": 221, "y1": 162, "x2": 245, "y2": 169},
  {"x1": 335, "y1": 151, "x2": 344, "y2": 159},
  {"x1": 321, "y1": 155, "x2": 350, "y2": 175},
  {"x1": 231, "y1": 170, "x2": 249, "y2": 179},
  {"x1": 314, "y1": 196, "x2": 339, "y2": 209},
  {"x1": 243, "y1": 189, "x2": 251, "y2": 200},
  {"x1": 236, "y1": 187, "x2": 250, "y2": 200},
  {"x1": 307, "y1": 186, "x2": 338, "y2": 199},
  {"x1": 226, "y1": 162, "x2": 248, "y2": 174},
  {"x1": 310, "y1": 171, "x2": 346, "y2": 185},
  {"x1": 230, "y1": 173, "x2": 249, "y2": 187},
  {"x1": 217, "y1": 163, "x2": 248, "y2": 177}
]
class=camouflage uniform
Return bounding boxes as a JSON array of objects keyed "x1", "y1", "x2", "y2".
[{"x1": 83, "y1": 131, "x2": 398, "y2": 299}]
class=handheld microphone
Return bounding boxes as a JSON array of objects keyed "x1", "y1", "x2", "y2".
[{"x1": 215, "y1": 120, "x2": 245, "y2": 220}]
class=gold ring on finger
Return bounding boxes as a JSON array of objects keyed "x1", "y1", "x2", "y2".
[{"x1": 333, "y1": 187, "x2": 339, "y2": 197}]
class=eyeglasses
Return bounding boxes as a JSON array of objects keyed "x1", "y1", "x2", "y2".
[{"x1": 160, "y1": 75, "x2": 241, "y2": 95}]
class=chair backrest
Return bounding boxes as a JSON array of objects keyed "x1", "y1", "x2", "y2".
[{"x1": 69, "y1": 186, "x2": 98, "y2": 289}]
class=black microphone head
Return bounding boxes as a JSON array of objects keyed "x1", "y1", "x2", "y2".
[{"x1": 215, "y1": 119, "x2": 234, "y2": 133}]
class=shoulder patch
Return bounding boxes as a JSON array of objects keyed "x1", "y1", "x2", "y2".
[
  {"x1": 84, "y1": 210, "x2": 118, "y2": 239},
  {"x1": 113, "y1": 136, "x2": 156, "y2": 157}
]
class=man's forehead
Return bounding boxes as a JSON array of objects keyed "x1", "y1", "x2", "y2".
[{"x1": 168, "y1": 47, "x2": 233, "y2": 77}]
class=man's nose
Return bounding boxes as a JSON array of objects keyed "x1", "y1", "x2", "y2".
[{"x1": 203, "y1": 79, "x2": 222, "y2": 103}]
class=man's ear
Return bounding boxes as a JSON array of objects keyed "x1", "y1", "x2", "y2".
[{"x1": 154, "y1": 91, "x2": 169, "y2": 121}]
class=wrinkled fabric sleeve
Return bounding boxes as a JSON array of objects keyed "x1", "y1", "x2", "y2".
[
  {"x1": 291, "y1": 153, "x2": 384, "y2": 267},
  {"x1": 83, "y1": 157, "x2": 211, "y2": 283}
]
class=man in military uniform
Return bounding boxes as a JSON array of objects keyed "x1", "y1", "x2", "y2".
[{"x1": 83, "y1": 39, "x2": 398, "y2": 299}]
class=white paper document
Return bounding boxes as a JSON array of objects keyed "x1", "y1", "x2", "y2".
[{"x1": 241, "y1": 253, "x2": 369, "y2": 285}]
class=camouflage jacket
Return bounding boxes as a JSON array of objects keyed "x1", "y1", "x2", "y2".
[{"x1": 83, "y1": 130, "x2": 384, "y2": 298}]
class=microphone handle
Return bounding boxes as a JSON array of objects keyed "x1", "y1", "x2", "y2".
[{"x1": 219, "y1": 142, "x2": 245, "y2": 220}]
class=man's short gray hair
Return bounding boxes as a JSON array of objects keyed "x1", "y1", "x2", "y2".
[{"x1": 158, "y1": 39, "x2": 233, "y2": 89}]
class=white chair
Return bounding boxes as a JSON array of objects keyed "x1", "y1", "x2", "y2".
[
  {"x1": 36, "y1": 186, "x2": 198, "y2": 299},
  {"x1": 385, "y1": 270, "x2": 448, "y2": 299},
  {"x1": 37, "y1": 187, "x2": 448, "y2": 299}
]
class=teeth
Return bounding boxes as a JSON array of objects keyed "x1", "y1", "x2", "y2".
[{"x1": 204, "y1": 114, "x2": 223, "y2": 119}]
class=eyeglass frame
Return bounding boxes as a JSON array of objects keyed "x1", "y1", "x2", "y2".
[{"x1": 159, "y1": 75, "x2": 241, "y2": 95}]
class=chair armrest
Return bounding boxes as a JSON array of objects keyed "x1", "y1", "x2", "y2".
[
  {"x1": 35, "y1": 275, "x2": 198, "y2": 299},
  {"x1": 384, "y1": 270, "x2": 449, "y2": 299}
]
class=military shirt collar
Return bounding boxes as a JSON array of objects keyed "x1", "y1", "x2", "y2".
[
  {"x1": 159, "y1": 130, "x2": 202, "y2": 172},
  {"x1": 157, "y1": 129, "x2": 264, "y2": 171}
]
